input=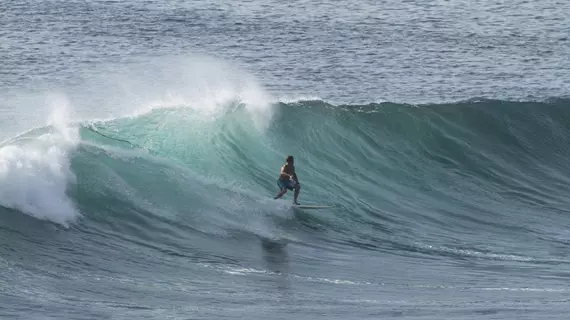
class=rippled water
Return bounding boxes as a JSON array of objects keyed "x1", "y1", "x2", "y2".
[{"x1": 2, "y1": 0, "x2": 570, "y2": 319}]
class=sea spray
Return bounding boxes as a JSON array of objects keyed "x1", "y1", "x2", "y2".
[
  {"x1": 76, "y1": 55, "x2": 275, "y2": 132},
  {"x1": 0, "y1": 94, "x2": 80, "y2": 227}
]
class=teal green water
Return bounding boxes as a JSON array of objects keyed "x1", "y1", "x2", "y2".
[
  {"x1": 3, "y1": 99, "x2": 570, "y2": 318},
  {"x1": 3, "y1": 0, "x2": 570, "y2": 317}
]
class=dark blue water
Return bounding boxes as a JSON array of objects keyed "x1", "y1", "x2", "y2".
[{"x1": 2, "y1": 1, "x2": 570, "y2": 319}]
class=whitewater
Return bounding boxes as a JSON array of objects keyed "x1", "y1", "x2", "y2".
[{"x1": 2, "y1": 0, "x2": 570, "y2": 319}]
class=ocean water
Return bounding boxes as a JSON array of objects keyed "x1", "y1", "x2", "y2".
[{"x1": 2, "y1": 0, "x2": 570, "y2": 319}]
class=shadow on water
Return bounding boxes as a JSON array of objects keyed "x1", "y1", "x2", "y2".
[{"x1": 260, "y1": 237, "x2": 291, "y2": 292}]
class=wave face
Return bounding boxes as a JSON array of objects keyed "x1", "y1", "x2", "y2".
[{"x1": 2, "y1": 98, "x2": 570, "y2": 318}]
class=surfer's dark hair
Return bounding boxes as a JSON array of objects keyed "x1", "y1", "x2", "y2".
[{"x1": 286, "y1": 155, "x2": 294, "y2": 163}]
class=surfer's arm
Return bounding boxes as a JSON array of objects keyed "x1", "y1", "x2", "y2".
[
  {"x1": 281, "y1": 166, "x2": 293, "y2": 179},
  {"x1": 292, "y1": 171, "x2": 299, "y2": 184}
]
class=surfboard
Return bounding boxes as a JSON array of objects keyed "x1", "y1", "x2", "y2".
[{"x1": 292, "y1": 204, "x2": 331, "y2": 209}]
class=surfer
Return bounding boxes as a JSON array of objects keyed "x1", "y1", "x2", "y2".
[{"x1": 274, "y1": 155, "x2": 301, "y2": 204}]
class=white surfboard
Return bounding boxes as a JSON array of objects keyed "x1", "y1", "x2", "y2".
[{"x1": 292, "y1": 204, "x2": 332, "y2": 209}]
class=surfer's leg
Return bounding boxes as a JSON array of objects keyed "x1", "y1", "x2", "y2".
[
  {"x1": 275, "y1": 180, "x2": 288, "y2": 199},
  {"x1": 274, "y1": 189, "x2": 287, "y2": 199},
  {"x1": 293, "y1": 184, "x2": 301, "y2": 204}
]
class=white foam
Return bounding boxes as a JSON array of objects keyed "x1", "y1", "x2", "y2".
[
  {"x1": 276, "y1": 95, "x2": 324, "y2": 104},
  {"x1": 0, "y1": 94, "x2": 80, "y2": 227},
  {"x1": 416, "y1": 243, "x2": 534, "y2": 262},
  {"x1": 481, "y1": 287, "x2": 567, "y2": 292}
]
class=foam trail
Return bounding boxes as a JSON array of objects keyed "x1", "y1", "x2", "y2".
[{"x1": 0, "y1": 94, "x2": 80, "y2": 227}]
